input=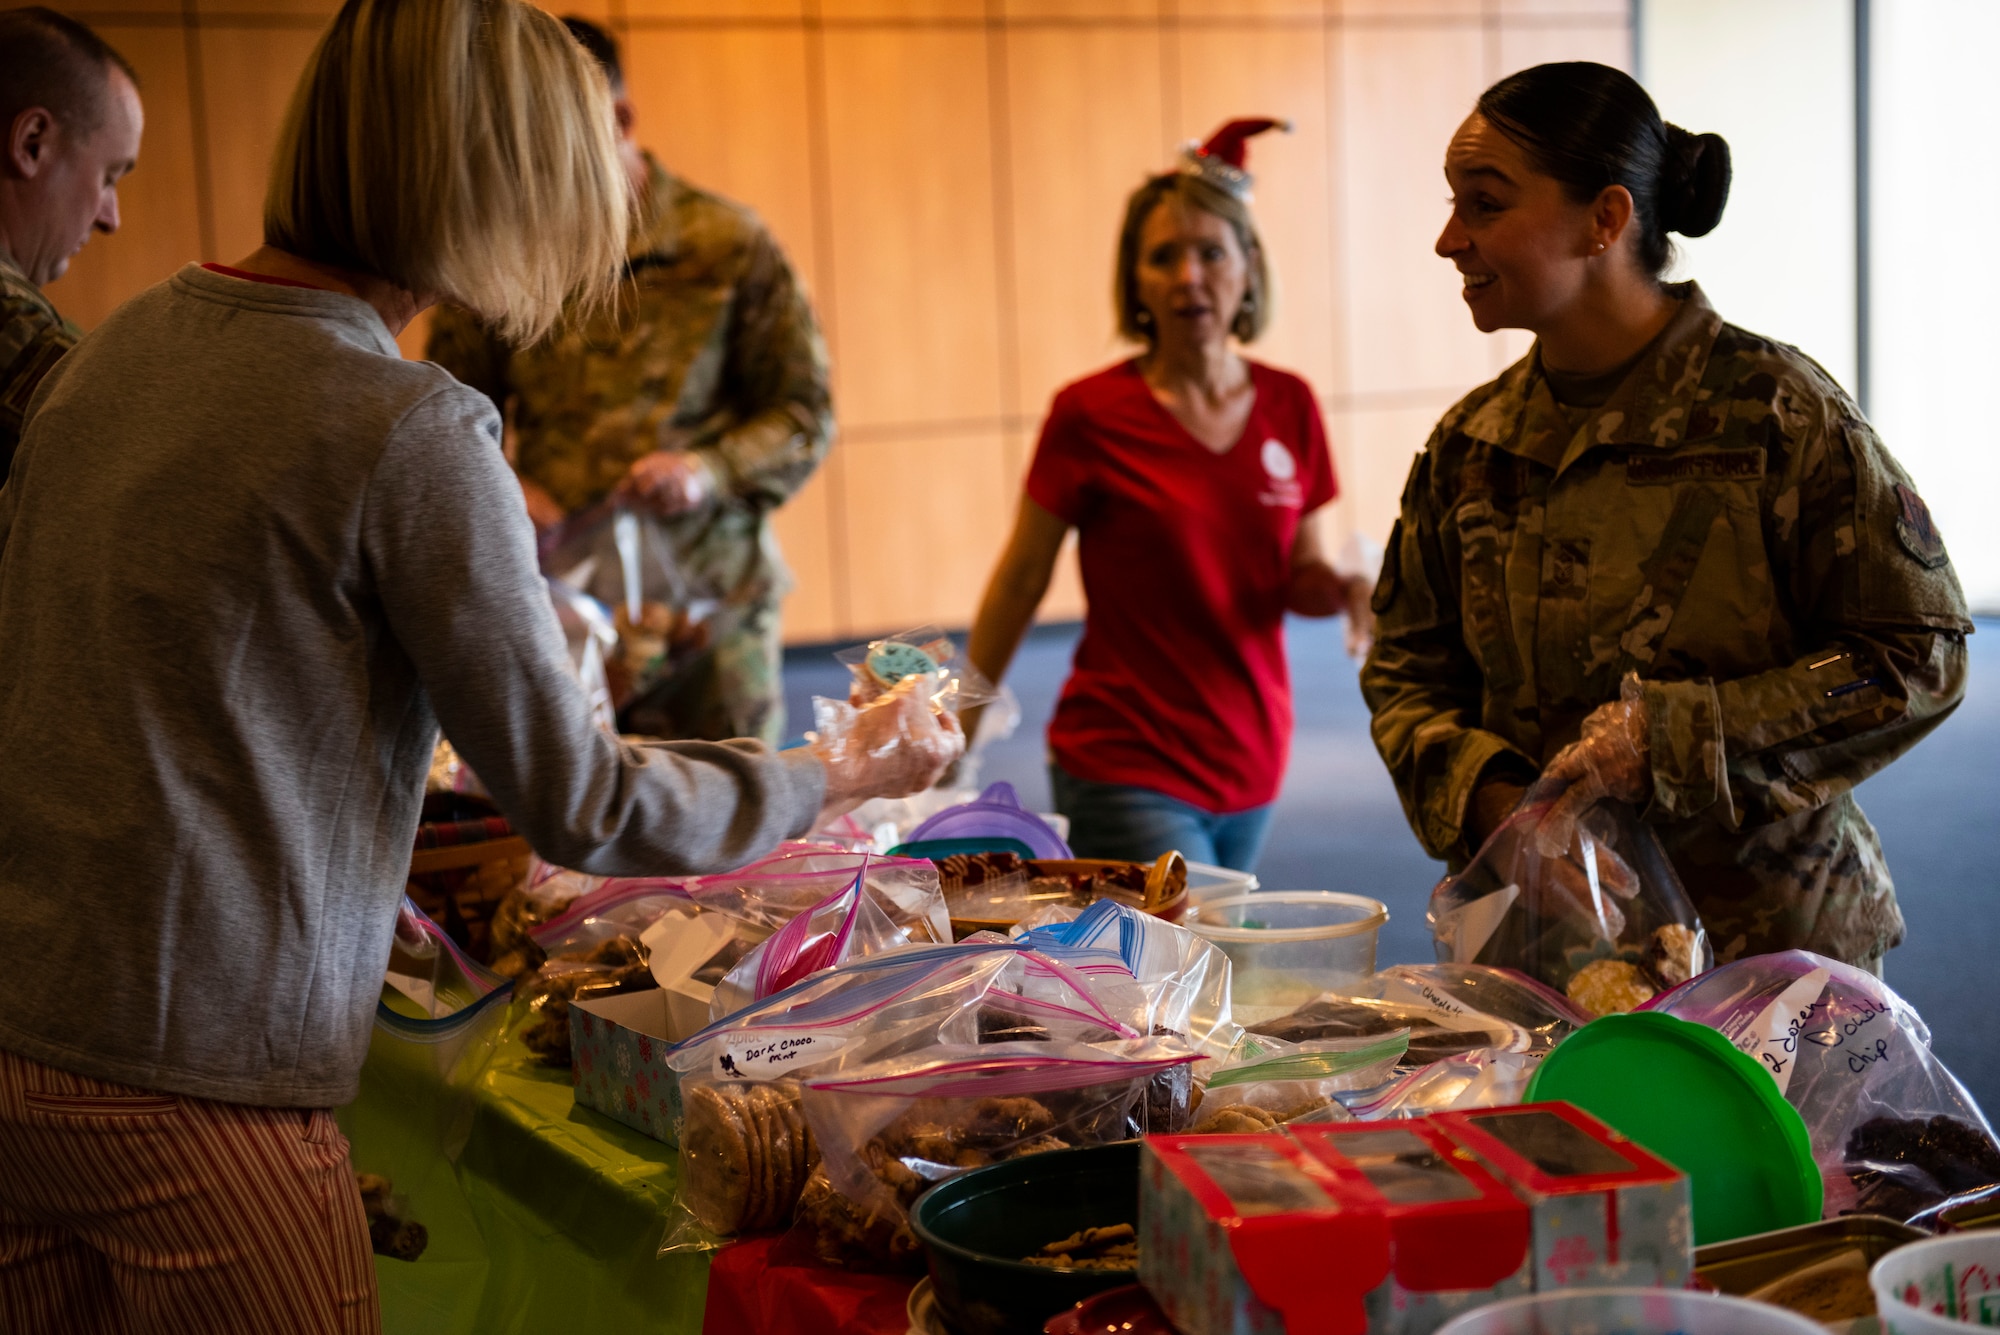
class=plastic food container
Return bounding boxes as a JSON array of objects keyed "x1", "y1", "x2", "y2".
[
  {"x1": 1870, "y1": 1231, "x2": 2000, "y2": 1332},
  {"x1": 1186, "y1": 891, "x2": 1386, "y2": 1023},
  {"x1": 902, "y1": 781, "x2": 1074, "y2": 859},
  {"x1": 1183, "y1": 861, "x2": 1259, "y2": 907},
  {"x1": 1434, "y1": 1286, "x2": 1828, "y2": 1334}
]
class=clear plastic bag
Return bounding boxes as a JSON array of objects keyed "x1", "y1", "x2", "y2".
[
  {"x1": 375, "y1": 901, "x2": 514, "y2": 1155},
  {"x1": 531, "y1": 850, "x2": 950, "y2": 959},
  {"x1": 1429, "y1": 798, "x2": 1711, "y2": 1017},
  {"x1": 1644, "y1": 950, "x2": 2000, "y2": 1225},
  {"x1": 1189, "y1": 1031, "x2": 1406, "y2": 1132},
  {"x1": 539, "y1": 506, "x2": 735, "y2": 709},
  {"x1": 659, "y1": 942, "x2": 1153, "y2": 1252},
  {"x1": 1344, "y1": 1049, "x2": 1542, "y2": 1121},
  {"x1": 1018, "y1": 897, "x2": 1241, "y2": 1061},
  {"x1": 834, "y1": 624, "x2": 997, "y2": 717},
  {"x1": 544, "y1": 574, "x2": 619, "y2": 734},
  {"x1": 709, "y1": 864, "x2": 908, "y2": 1019},
  {"x1": 513, "y1": 932, "x2": 654, "y2": 1066},
  {"x1": 793, "y1": 1038, "x2": 1195, "y2": 1271}
]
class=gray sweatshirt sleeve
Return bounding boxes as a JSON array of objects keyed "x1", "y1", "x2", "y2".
[{"x1": 363, "y1": 384, "x2": 826, "y2": 875}]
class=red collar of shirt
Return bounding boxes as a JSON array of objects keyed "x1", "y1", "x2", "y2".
[{"x1": 200, "y1": 262, "x2": 330, "y2": 292}]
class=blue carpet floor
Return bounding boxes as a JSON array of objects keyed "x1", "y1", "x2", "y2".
[{"x1": 784, "y1": 618, "x2": 2000, "y2": 1114}]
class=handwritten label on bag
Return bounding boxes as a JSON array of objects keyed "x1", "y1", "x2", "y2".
[
  {"x1": 1728, "y1": 967, "x2": 1830, "y2": 1095},
  {"x1": 713, "y1": 1029, "x2": 848, "y2": 1080},
  {"x1": 1376, "y1": 975, "x2": 1530, "y2": 1051}
]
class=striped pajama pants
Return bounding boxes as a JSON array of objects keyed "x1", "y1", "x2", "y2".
[{"x1": 0, "y1": 1047, "x2": 378, "y2": 1334}]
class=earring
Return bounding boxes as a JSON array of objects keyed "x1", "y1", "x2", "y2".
[{"x1": 1591, "y1": 242, "x2": 1606, "y2": 255}]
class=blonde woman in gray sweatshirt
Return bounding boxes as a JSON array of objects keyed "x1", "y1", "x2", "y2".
[{"x1": 0, "y1": 0, "x2": 958, "y2": 1328}]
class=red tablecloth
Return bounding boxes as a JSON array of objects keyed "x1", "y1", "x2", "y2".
[{"x1": 702, "y1": 1235, "x2": 915, "y2": 1335}]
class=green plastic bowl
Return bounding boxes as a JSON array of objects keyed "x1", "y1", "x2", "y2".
[
  {"x1": 1526, "y1": 1011, "x2": 1822, "y2": 1246},
  {"x1": 910, "y1": 1142, "x2": 1140, "y2": 1335}
]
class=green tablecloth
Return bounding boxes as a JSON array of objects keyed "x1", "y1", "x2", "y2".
[{"x1": 340, "y1": 1016, "x2": 708, "y2": 1335}]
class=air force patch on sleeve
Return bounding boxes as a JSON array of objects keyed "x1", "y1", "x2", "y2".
[{"x1": 1894, "y1": 484, "x2": 1950, "y2": 569}]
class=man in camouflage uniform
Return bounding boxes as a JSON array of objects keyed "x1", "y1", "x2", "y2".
[
  {"x1": 1, "y1": 9, "x2": 142, "y2": 483},
  {"x1": 427, "y1": 18, "x2": 831, "y2": 746},
  {"x1": 1362, "y1": 282, "x2": 1971, "y2": 970}
]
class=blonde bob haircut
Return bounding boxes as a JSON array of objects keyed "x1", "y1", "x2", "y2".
[
  {"x1": 1114, "y1": 171, "x2": 1271, "y2": 346},
  {"x1": 264, "y1": 0, "x2": 626, "y2": 344}
]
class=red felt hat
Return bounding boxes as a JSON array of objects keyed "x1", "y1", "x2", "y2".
[{"x1": 1179, "y1": 117, "x2": 1291, "y2": 200}]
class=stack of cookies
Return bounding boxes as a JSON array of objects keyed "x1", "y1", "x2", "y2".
[{"x1": 681, "y1": 1079, "x2": 817, "y2": 1234}]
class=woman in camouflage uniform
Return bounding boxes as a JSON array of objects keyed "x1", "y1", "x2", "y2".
[{"x1": 1361, "y1": 62, "x2": 1971, "y2": 971}]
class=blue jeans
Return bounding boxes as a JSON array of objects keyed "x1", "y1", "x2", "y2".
[{"x1": 1050, "y1": 765, "x2": 1274, "y2": 872}]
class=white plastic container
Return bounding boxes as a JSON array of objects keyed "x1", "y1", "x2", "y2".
[
  {"x1": 1435, "y1": 1287, "x2": 1828, "y2": 1334},
  {"x1": 1186, "y1": 891, "x2": 1386, "y2": 1024},
  {"x1": 1183, "y1": 860, "x2": 1258, "y2": 908},
  {"x1": 1870, "y1": 1232, "x2": 2000, "y2": 1332}
]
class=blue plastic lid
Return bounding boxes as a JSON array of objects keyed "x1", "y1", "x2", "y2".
[{"x1": 905, "y1": 782, "x2": 1073, "y2": 860}]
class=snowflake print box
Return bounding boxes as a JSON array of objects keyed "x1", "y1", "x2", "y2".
[
  {"x1": 1140, "y1": 1126, "x2": 1532, "y2": 1335},
  {"x1": 570, "y1": 989, "x2": 688, "y2": 1147},
  {"x1": 1286, "y1": 1121, "x2": 1533, "y2": 1334},
  {"x1": 1431, "y1": 1102, "x2": 1690, "y2": 1293}
]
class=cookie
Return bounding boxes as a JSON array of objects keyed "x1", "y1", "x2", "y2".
[
  {"x1": 747, "y1": 1083, "x2": 791, "y2": 1230},
  {"x1": 682, "y1": 1084, "x2": 751, "y2": 1233},
  {"x1": 1566, "y1": 958, "x2": 1657, "y2": 1018},
  {"x1": 737, "y1": 1084, "x2": 768, "y2": 1231}
]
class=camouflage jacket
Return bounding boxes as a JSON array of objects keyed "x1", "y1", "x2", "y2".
[
  {"x1": 1361, "y1": 283, "x2": 1972, "y2": 966},
  {"x1": 426, "y1": 156, "x2": 833, "y2": 605},
  {"x1": 0, "y1": 252, "x2": 79, "y2": 484}
]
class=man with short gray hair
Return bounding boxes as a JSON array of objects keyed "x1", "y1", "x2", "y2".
[{"x1": 0, "y1": 6, "x2": 143, "y2": 483}]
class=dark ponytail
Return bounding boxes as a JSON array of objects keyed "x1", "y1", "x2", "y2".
[{"x1": 1475, "y1": 61, "x2": 1731, "y2": 276}]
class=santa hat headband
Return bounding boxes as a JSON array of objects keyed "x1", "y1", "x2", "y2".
[{"x1": 1178, "y1": 117, "x2": 1291, "y2": 201}]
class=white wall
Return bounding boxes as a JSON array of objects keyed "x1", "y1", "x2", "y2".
[
  {"x1": 1641, "y1": 0, "x2": 1859, "y2": 394},
  {"x1": 1868, "y1": 0, "x2": 2000, "y2": 613}
]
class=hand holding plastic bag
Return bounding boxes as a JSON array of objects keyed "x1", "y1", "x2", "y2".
[
  {"x1": 1534, "y1": 673, "x2": 1652, "y2": 856},
  {"x1": 810, "y1": 674, "x2": 965, "y2": 820},
  {"x1": 1430, "y1": 797, "x2": 1709, "y2": 1016}
]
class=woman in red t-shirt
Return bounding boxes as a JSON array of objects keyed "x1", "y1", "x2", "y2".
[{"x1": 966, "y1": 124, "x2": 1370, "y2": 871}]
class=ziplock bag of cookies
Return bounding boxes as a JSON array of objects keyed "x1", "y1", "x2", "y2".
[
  {"x1": 792, "y1": 1038, "x2": 1197, "y2": 1272},
  {"x1": 1017, "y1": 897, "x2": 1241, "y2": 1061},
  {"x1": 1429, "y1": 797, "x2": 1709, "y2": 1016},
  {"x1": 834, "y1": 624, "x2": 997, "y2": 717},
  {"x1": 539, "y1": 506, "x2": 742, "y2": 709},
  {"x1": 678, "y1": 1075, "x2": 819, "y2": 1237},
  {"x1": 669, "y1": 941, "x2": 1145, "y2": 1092},
  {"x1": 708, "y1": 862, "x2": 909, "y2": 1019},
  {"x1": 1263, "y1": 961, "x2": 1587, "y2": 1072},
  {"x1": 1188, "y1": 1030, "x2": 1408, "y2": 1133},
  {"x1": 1646, "y1": 949, "x2": 2000, "y2": 1225},
  {"x1": 513, "y1": 934, "x2": 654, "y2": 1066},
  {"x1": 527, "y1": 850, "x2": 948, "y2": 978},
  {"x1": 658, "y1": 943, "x2": 1148, "y2": 1253}
]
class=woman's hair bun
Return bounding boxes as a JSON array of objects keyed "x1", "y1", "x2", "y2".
[{"x1": 1660, "y1": 124, "x2": 1731, "y2": 237}]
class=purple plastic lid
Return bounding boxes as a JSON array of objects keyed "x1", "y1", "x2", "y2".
[{"x1": 905, "y1": 782, "x2": 1074, "y2": 859}]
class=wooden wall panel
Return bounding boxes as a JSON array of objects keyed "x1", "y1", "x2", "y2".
[
  {"x1": 1335, "y1": 24, "x2": 1494, "y2": 398},
  {"x1": 820, "y1": 28, "x2": 1004, "y2": 430},
  {"x1": 768, "y1": 463, "x2": 843, "y2": 644},
  {"x1": 1496, "y1": 16, "x2": 1630, "y2": 75},
  {"x1": 621, "y1": 26, "x2": 821, "y2": 296},
  {"x1": 841, "y1": 432, "x2": 1011, "y2": 634},
  {"x1": 1174, "y1": 23, "x2": 1340, "y2": 400},
  {"x1": 42, "y1": 25, "x2": 204, "y2": 329},
  {"x1": 1328, "y1": 399, "x2": 1455, "y2": 548},
  {"x1": 1001, "y1": 0, "x2": 1157, "y2": 18},
  {"x1": 196, "y1": 27, "x2": 321, "y2": 264},
  {"x1": 1002, "y1": 24, "x2": 1165, "y2": 426},
  {"x1": 35, "y1": 1, "x2": 1633, "y2": 643}
]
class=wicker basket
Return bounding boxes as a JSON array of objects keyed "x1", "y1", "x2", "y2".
[{"x1": 406, "y1": 812, "x2": 531, "y2": 964}]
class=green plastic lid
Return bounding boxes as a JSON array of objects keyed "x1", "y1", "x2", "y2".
[{"x1": 1525, "y1": 1011, "x2": 1822, "y2": 1246}]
